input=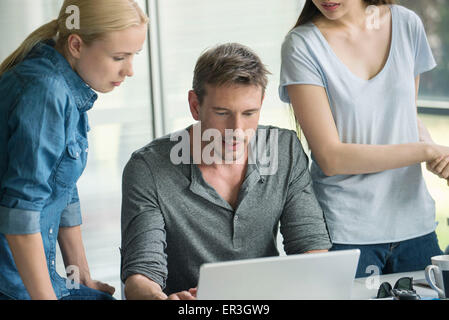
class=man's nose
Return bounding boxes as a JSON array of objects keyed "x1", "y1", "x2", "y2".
[
  {"x1": 226, "y1": 115, "x2": 247, "y2": 141},
  {"x1": 229, "y1": 114, "x2": 244, "y2": 131}
]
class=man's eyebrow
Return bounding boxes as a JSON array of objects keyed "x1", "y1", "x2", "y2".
[
  {"x1": 212, "y1": 106, "x2": 230, "y2": 111},
  {"x1": 212, "y1": 106, "x2": 260, "y2": 112},
  {"x1": 242, "y1": 108, "x2": 260, "y2": 112}
]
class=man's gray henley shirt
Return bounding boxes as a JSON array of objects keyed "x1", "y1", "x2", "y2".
[{"x1": 120, "y1": 125, "x2": 332, "y2": 295}]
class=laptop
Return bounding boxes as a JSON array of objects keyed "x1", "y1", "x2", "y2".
[{"x1": 197, "y1": 249, "x2": 360, "y2": 300}]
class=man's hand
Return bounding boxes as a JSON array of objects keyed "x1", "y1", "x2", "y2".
[
  {"x1": 124, "y1": 274, "x2": 197, "y2": 300},
  {"x1": 167, "y1": 288, "x2": 197, "y2": 300},
  {"x1": 305, "y1": 249, "x2": 328, "y2": 254}
]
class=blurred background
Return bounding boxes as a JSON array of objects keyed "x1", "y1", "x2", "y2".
[{"x1": 0, "y1": 0, "x2": 447, "y2": 299}]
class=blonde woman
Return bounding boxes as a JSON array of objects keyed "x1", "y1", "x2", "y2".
[{"x1": 0, "y1": 0, "x2": 148, "y2": 300}]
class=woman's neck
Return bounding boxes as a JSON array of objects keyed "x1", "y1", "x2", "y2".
[{"x1": 317, "y1": 1, "x2": 372, "y2": 30}]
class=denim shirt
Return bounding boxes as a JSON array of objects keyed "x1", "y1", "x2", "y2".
[{"x1": 0, "y1": 41, "x2": 97, "y2": 299}]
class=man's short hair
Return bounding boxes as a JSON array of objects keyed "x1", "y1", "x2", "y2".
[{"x1": 192, "y1": 43, "x2": 271, "y2": 104}]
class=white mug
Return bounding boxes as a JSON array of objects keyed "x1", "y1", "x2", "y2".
[{"x1": 425, "y1": 255, "x2": 449, "y2": 299}]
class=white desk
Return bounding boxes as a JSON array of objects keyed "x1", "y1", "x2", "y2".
[
  {"x1": 351, "y1": 270, "x2": 439, "y2": 300},
  {"x1": 121, "y1": 270, "x2": 439, "y2": 300}
]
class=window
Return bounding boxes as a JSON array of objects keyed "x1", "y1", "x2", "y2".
[
  {"x1": 402, "y1": 0, "x2": 449, "y2": 107},
  {"x1": 402, "y1": 0, "x2": 449, "y2": 252},
  {"x1": 152, "y1": 0, "x2": 302, "y2": 134}
]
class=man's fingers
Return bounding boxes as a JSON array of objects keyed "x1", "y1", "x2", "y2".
[
  {"x1": 189, "y1": 288, "x2": 198, "y2": 297},
  {"x1": 168, "y1": 291, "x2": 196, "y2": 300},
  {"x1": 167, "y1": 294, "x2": 180, "y2": 300},
  {"x1": 177, "y1": 291, "x2": 196, "y2": 300}
]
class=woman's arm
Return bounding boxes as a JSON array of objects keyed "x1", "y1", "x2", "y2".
[
  {"x1": 415, "y1": 76, "x2": 434, "y2": 144},
  {"x1": 415, "y1": 76, "x2": 449, "y2": 183},
  {"x1": 58, "y1": 225, "x2": 115, "y2": 295},
  {"x1": 57, "y1": 226, "x2": 91, "y2": 284},
  {"x1": 5, "y1": 234, "x2": 57, "y2": 300},
  {"x1": 287, "y1": 84, "x2": 449, "y2": 177}
]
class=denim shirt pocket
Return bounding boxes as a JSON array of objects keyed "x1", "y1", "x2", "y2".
[{"x1": 54, "y1": 134, "x2": 88, "y2": 190}]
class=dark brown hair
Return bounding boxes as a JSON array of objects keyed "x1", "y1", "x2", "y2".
[
  {"x1": 192, "y1": 43, "x2": 271, "y2": 104},
  {"x1": 293, "y1": 0, "x2": 396, "y2": 28}
]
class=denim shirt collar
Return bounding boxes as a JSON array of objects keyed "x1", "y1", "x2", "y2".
[{"x1": 29, "y1": 40, "x2": 98, "y2": 113}]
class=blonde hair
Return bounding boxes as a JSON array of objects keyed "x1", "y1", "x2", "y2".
[{"x1": 0, "y1": 0, "x2": 149, "y2": 76}]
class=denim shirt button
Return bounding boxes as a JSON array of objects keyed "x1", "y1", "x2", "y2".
[
  {"x1": 49, "y1": 228, "x2": 53, "y2": 234},
  {"x1": 67, "y1": 143, "x2": 82, "y2": 159}
]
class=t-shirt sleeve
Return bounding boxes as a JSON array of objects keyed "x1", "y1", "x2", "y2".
[
  {"x1": 280, "y1": 132, "x2": 332, "y2": 254},
  {"x1": 279, "y1": 31, "x2": 325, "y2": 104},
  {"x1": 412, "y1": 12, "x2": 436, "y2": 77}
]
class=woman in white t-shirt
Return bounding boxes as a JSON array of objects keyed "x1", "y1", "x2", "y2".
[{"x1": 279, "y1": 0, "x2": 448, "y2": 278}]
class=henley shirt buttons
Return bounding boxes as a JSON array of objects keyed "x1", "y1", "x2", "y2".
[{"x1": 234, "y1": 238, "x2": 242, "y2": 248}]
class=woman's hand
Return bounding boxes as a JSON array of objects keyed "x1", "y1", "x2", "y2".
[
  {"x1": 83, "y1": 278, "x2": 115, "y2": 296},
  {"x1": 427, "y1": 155, "x2": 449, "y2": 186},
  {"x1": 418, "y1": 117, "x2": 449, "y2": 185}
]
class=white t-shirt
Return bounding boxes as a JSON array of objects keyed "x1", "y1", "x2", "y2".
[{"x1": 279, "y1": 5, "x2": 437, "y2": 244}]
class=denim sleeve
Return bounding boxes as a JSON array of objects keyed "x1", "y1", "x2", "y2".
[
  {"x1": 0, "y1": 77, "x2": 67, "y2": 235},
  {"x1": 280, "y1": 133, "x2": 332, "y2": 254},
  {"x1": 59, "y1": 186, "x2": 82, "y2": 228},
  {"x1": 120, "y1": 154, "x2": 168, "y2": 289}
]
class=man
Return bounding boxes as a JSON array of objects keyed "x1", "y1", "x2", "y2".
[{"x1": 120, "y1": 43, "x2": 332, "y2": 300}]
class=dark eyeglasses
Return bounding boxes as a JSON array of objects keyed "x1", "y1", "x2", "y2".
[{"x1": 376, "y1": 277, "x2": 415, "y2": 299}]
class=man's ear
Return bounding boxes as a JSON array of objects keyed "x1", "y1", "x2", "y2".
[
  {"x1": 188, "y1": 90, "x2": 201, "y2": 121},
  {"x1": 66, "y1": 34, "x2": 84, "y2": 60}
]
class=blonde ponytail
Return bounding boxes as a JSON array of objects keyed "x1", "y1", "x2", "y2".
[
  {"x1": 0, "y1": 19, "x2": 59, "y2": 76},
  {"x1": 0, "y1": 0, "x2": 149, "y2": 77}
]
